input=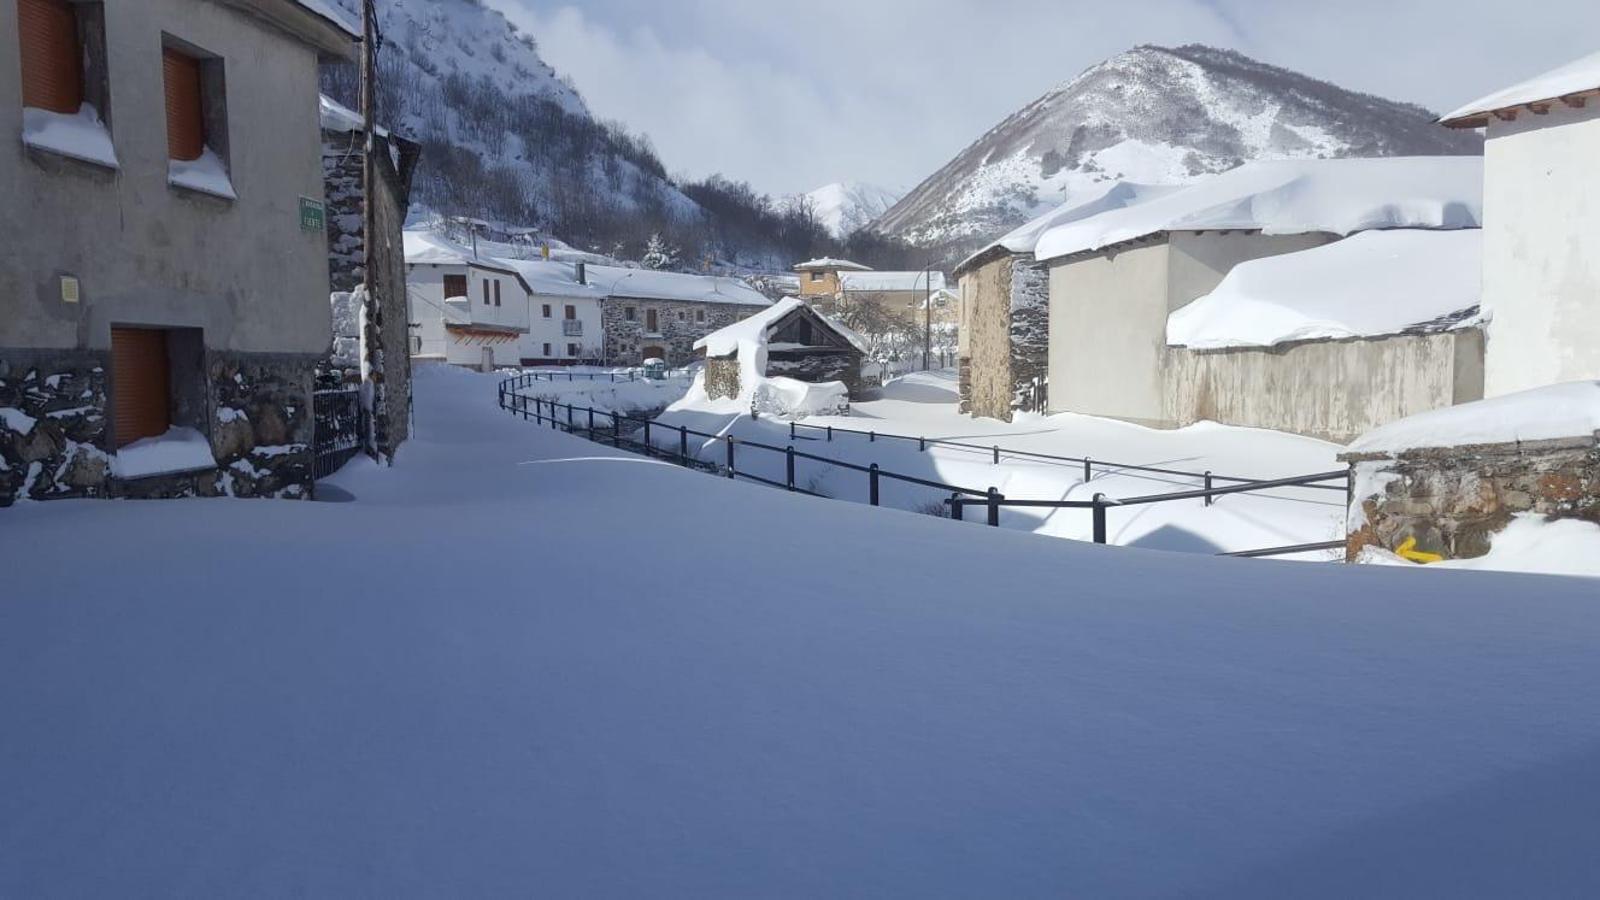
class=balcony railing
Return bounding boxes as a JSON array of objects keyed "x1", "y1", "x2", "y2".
[{"x1": 562, "y1": 320, "x2": 583, "y2": 337}]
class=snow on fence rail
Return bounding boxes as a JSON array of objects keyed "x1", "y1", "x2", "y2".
[{"x1": 498, "y1": 375, "x2": 1352, "y2": 559}]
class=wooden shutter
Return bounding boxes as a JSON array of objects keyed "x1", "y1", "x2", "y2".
[
  {"x1": 565, "y1": 305, "x2": 576, "y2": 320},
  {"x1": 111, "y1": 328, "x2": 171, "y2": 448},
  {"x1": 17, "y1": 0, "x2": 83, "y2": 113},
  {"x1": 162, "y1": 48, "x2": 205, "y2": 161},
  {"x1": 443, "y1": 274, "x2": 467, "y2": 298}
]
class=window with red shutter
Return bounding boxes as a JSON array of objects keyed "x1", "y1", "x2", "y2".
[
  {"x1": 17, "y1": 0, "x2": 83, "y2": 113},
  {"x1": 443, "y1": 274, "x2": 467, "y2": 299},
  {"x1": 111, "y1": 328, "x2": 172, "y2": 448},
  {"x1": 162, "y1": 47, "x2": 204, "y2": 161}
]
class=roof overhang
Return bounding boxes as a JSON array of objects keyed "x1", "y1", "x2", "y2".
[
  {"x1": 222, "y1": 0, "x2": 357, "y2": 62},
  {"x1": 1440, "y1": 89, "x2": 1600, "y2": 129},
  {"x1": 446, "y1": 323, "x2": 526, "y2": 342}
]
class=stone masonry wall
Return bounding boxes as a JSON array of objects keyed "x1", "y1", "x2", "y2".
[
  {"x1": 1342, "y1": 435, "x2": 1600, "y2": 561},
  {"x1": 602, "y1": 300, "x2": 767, "y2": 367},
  {"x1": 705, "y1": 356, "x2": 740, "y2": 400},
  {"x1": 0, "y1": 349, "x2": 315, "y2": 505},
  {"x1": 963, "y1": 255, "x2": 1015, "y2": 421}
]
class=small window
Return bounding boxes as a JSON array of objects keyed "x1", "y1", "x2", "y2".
[
  {"x1": 810, "y1": 271, "x2": 824, "y2": 282},
  {"x1": 567, "y1": 343, "x2": 580, "y2": 357},
  {"x1": 676, "y1": 311, "x2": 685, "y2": 322},
  {"x1": 482, "y1": 281, "x2": 490, "y2": 306},
  {"x1": 494, "y1": 281, "x2": 502, "y2": 307},
  {"x1": 696, "y1": 309, "x2": 705, "y2": 323},
  {"x1": 18, "y1": 0, "x2": 83, "y2": 113},
  {"x1": 162, "y1": 48, "x2": 204, "y2": 161},
  {"x1": 541, "y1": 304, "x2": 551, "y2": 318},
  {"x1": 162, "y1": 36, "x2": 230, "y2": 195},
  {"x1": 646, "y1": 309, "x2": 659, "y2": 332},
  {"x1": 542, "y1": 343, "x2": 551, "y2": 356},
  {"x1": 564, "y1": 305, "x2": 576, "y2": 320},
  {"x1": 625, "y1": 307, "x2": 636, "y2": 321},
  {"x1": 444, "y1": 274, "x2": 467, "y2": 299}
]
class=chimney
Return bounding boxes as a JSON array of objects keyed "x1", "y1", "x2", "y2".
[{"x1": 576, "y1": 262, "x2": 587, "y2": 285}]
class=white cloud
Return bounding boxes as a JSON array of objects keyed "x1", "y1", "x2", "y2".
[{"x1": 495, "y1": 0, "x2": 1600, "y2": 196}]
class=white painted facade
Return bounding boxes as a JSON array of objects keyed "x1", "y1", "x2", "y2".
[
  {"x1": 1478, "y1": 102, "x2": 1600, "y2": 396},
  {"x1": 405, "y1": 262, "x2": 530, "y2": 369},
  {"x1": 519, "y1": 294, "x2": 605, "y2": 365}
]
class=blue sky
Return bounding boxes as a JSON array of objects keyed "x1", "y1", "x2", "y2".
[{"x1": 494, "y1": 0, "x2": 1600, "y2": 197}]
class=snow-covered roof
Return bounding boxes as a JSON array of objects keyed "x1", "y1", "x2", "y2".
[
  {"x1": 403, "y1": 230, "x2": 474, "y2": 267},
  {"x1": 587, "y1": 266, "x2": 772, "y2": 307},
  {"x1": 794, "y1": 258, "x2": 871, "y2": 272},
  {"x1": 490, "y1": 258, "x2": 608, "y2": 300},
  {"x1": 1440, "y1": 50, "x2": 1600, "y2": 127},
  {"x1": 293, "y1": 0, "x2": 360, "y2": 38},
  {"x1": 1032, "y1": 157, "x2": 1485, "y2": 264},
  {"x1": 1349, "y1": 380, "x2": 1600, "y2": 454},
  {"x1": 956, "y1": 182, "x2": 1180, "y2": 274},
  {"x1": 319, "y1": 94, "x2": 390, "y2": 137},
  {"x1": 839, "y1": 271, "x2": 947, "y2": 293},
  {"x1": 1167, "y1": 229, "x2": 1484, "y2": 350},
  {"x1": 695, "y1": 298, "x2": 868, "y2": 356}
]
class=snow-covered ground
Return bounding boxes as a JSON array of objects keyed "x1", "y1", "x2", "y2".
[
  {"x1": 656, "y1": 371, "x2": 1348, "y2": 558},
  {"x1": 5, "y1": 365, "x2": 1600, "y2": 897}
]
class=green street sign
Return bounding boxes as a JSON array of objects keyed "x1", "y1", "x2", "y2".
[{"x1": 299, "y1": 196, "x2": 326, "y2": 233}]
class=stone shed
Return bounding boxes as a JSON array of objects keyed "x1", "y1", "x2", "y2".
[
  {"x1": 696, "y1": 299, "x2": 867, "y2": 401},
  {"x1": 1341, "y1": 382, "x2": 1600, "y2": 562}
]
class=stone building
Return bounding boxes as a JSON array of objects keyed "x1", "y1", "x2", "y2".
[
  {"x1": 320, "y1": 94, "x2": 420, "y2": 459},
  {"x1": 1031, "y1": 157, "x2": 1485, "y2": 434},
  {"x1": 0, "y1": 0, "x2": 357, "y2": 506},
  {"x1": 587, "y1": 265, "x2": 772, "y2": 367},
  {"x1": 696, "y1": 298, "x2": 867, "y2": 401},
  {"x1": 1341, "y1": 382, "x2": 1600, "y2": 562},
  {"x1": 1439, "y1": 50, "x2": 1600, "y2": 398}
]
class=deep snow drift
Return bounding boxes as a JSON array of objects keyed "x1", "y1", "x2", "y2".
[{"x1": 5, "y1": 366, "x2": 1600, "y2": 898}]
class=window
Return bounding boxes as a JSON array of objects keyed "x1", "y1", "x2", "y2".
[
  {"x1": 646, "y1": 309, "x2": 659, "y2": 333},
  {"x1": 482, "y1": 281, "x2": 490, "y2": 306},
  {"x1": 111, "y1": 327, "x2": 171, "y2": 447},
  {"x1": 696, "y1": 309, "x2": 705, "y2": 323},
  {"x1": 676, "y1": 311, "x2": 685, "y2": 322},
  {"x1": 542, "y1": 304, "x2": 552, "y2": 319},
  {"x1": 162, "y1": 36, "x2": 230, "y2": 196},
  {"x1": 443, "y1": 274, "x2": 467, "y2": 299},
  {"x1": 625, "y1": 307, "x2": 636, "y2": 321},
  {"x1": 18, "y1": 0, "x2": 82, "y2": 113},
  {"x1": 564, "y1": 305, "x2": 576, "y2": 320},
  {"x1": 810, "y1": 271, "x2": 824, "y2": 282},
  {"x1": 542, "y1": 343, "x2": 552, "y2": 356},
  {"x1": 567, "y1": 343, "x2": 580, "y2": 358},
  {"x1": 161, "y1": 47, "x2": 204, "y2": 161},
  {"x1": 494, "y1": 281, "x2": 502, "y2": 307}
]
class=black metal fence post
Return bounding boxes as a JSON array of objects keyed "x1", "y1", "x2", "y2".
[
  {"x1": 679, "y1": 426, "x2": 689, "y2": 466},
  {"x1": 987, "y1": 488, "x2": 1001, "y2": 527},
  {"x1": 1084, "y1": 457, "x2": 1092, "y2": 483},
  {"x1": 790, "y1": 422, "x2": 796, "y2": 441},
  {"x1": 1204, "y1": 471, "x2": 1213, "y2": 507},
  {"x1": 726, "y1": 436, "x2": 736, "y2": 479},
  {"x1": 951, "y1": 492, "x2": 964, "y2": 522},
  {"x1": 644, "y1": 420, "x2": 652, "y2": 451},
  {"x1": 869, "y1": 431, "x2": 876, "y2": 443},
  {"x1": 1092, "y1": 494, "x2": 1108, "y2": 544},
  {"x1": 588, "y1": 407, "x2": 595, "y2": 436},
  {"x1": 993, "y1": 445, "x2": 1000, "y2": 465},
  {"x1": 826, "y1": 426, "x2": 833, "y2": 442},
  {"x1": 869, "y1": 464, "x2": 880, "y2": 506},
  {"x1": 919, "y1": 436, "x2": 926, "y2": 452},
  {"x1": 786, "y1": 446, "x2": 796, "y2": 491},
  {"x1": 567, "y1": 404, "x2": 574, "y2": 432}
]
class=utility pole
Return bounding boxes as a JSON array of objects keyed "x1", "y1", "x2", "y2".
[{"x1": 359, "y1": 0, "x2": 387, "y2": 463}]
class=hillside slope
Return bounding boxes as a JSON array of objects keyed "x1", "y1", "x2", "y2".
[{"x1": 872, "y1": 45, "x2": 1484, "y2": 262}]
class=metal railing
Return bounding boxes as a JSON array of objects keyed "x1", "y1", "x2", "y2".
[
  {"x1": 499, "y1": 377, "x2": 1351, "y2": 560},
  {"x1": 510, "y1": 368, "x2": 694, "y2": 384},
  {"x1": 313, "y1": 388, "x2": 365, "y2": 480},
  {"x1": 562, "y1": 320, "x2": 584, "y2": 337}
]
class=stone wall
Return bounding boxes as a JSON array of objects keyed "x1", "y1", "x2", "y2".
[
  {"x1": 705, "y1": 356, "x2": 740, "y2": 401},
  {"x1": 0, "y1": 349, "x2": 315, "y2": 506},
  {"x1": 1008, "y1": 258, "x2": 1051, "y2": 411},
  {"x1": 961, "y1": 253, "x2": 1051, "y2": 422},
  {"x1": 602, "y1": 300, "x2": 767, "y2": 367},
  {"x1": 768, "y1": 349, "x2": 863, "y2": 397},
  {"x1": 1343, "y1": 434, "x2": 1600, "y2": 561}
]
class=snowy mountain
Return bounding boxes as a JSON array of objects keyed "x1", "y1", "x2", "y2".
[
  {"x1": 871, "y1": 45, "x2": 1484, "y2": 261},
  {"x1": 802, "y1": 182, "x2": 904, "y2": 238}
]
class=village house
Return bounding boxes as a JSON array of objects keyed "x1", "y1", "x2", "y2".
[
  {"x1": 1028, "y1": 157, "x2": 1485, "y2": 440},
  {"x1": 793, "y1": 258, "x2": 948, "y2": 328},
  {"x1": 496, "y1": 258, "x2": 608, "y2": 367},
  {"x1": 1439, "y1": 50, "x2": 1600, "y2": 396},
  {"x1": 589, "y1": 265, "x2": 772, "y2": 367},
  {"x1": 320, "y1": 93, "x2": 420, "y2": 459},
  {"x1": 697, "y1": 298, "x2": 868, "y2": 403},
  {"x1": 794, "y1": 257, "x2": 871, "y2": 301},
  {"x1": 954, "y1": 182, "x2": 1174, "y2": 421},
  {"x1": 0, "y1": 0, "x2": 357, "y2": 506},
  {"x1": 1337, "y1": 51, "x2": 1600, "y2": 565},
  {"x1": 403, "y1": 231, "x2": 532, "y2": 371}
]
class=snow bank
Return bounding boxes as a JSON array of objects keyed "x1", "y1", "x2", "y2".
[
  {"x1": 752, "y1": 377, "x2": 850, "y2": 419},
  {"x1": 1441, "y1": 49, "x2": 1600, "y2": 124},
  {"x1": 1350, "y1": 381, "x2": 1600, "y2": 454},
  {"x1": 21, "y1": 105, "x2": 118, "y2": 170},
  {"x1": 1167, "y1": 230, "x2": 1483, "y2": 349},
  {"x1": 168, "y1": 149, "x2": 237, "y2": 201},
  {"x1": 111, "y1": 427, "x2": 216, "y2": 479},
  {"x1": 1032, "y1": 157, "x2": 1484, "y2": 263}
]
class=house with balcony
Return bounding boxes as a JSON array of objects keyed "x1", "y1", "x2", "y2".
[
  {"x1": 0, "y1": 0, "x2": 357, "y2": 506},
  {"x1": 403, "y1": 231, "x2": 531, "y2": 371},
  {"x1": 497, "y1": 259, "x2": 608, "y2": 367}
]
